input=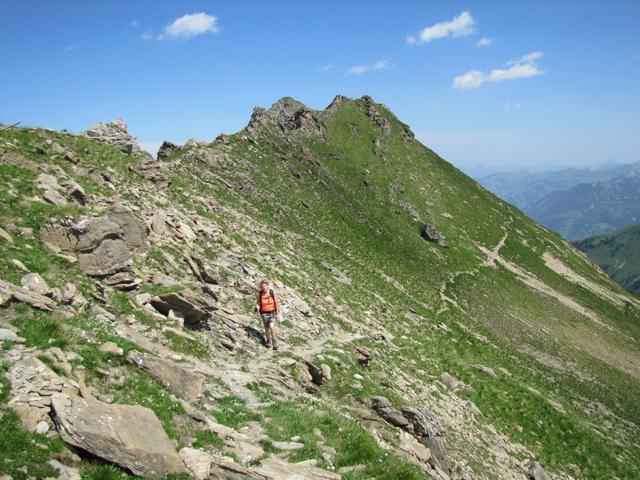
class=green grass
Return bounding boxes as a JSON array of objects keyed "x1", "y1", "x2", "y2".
[
  {"x1": 213, "y1": 396, "x2": 261, "y2": 429},
  {"x1": 258, "y1": 396, "x2": 426, "y2": 478},
  {"x1": 0, "y1": 409, "x2": 65, "y2": 480}
]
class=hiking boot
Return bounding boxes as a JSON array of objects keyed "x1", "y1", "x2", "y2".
[{"x1": 272, "y1": 342, "x2": 279, "y2": 350}]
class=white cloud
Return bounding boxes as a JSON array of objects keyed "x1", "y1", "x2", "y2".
[
  {"x1": 504, "y1": 102, "x2": 521, "y2": 111},
  {"x1": 141, "y1": 32, "x2": 154, "y2": 41},
  {"x1": 160, "y1": 12, "x2": 218, "y2": 40},
  {"x1": 407, "y1": 11, "x2": 475, "y2": 45},
  {"x1": 130, "y1": 20, "x2": 140, "y2": 28},
  {"x1": 347, "y1": 59, "x2": 393, "y2": 75},
  {"x1": 317, "y1": 64, "x2": 335, "y2": 72},
  {"x1": 63, "y1": 45, "x2": 78, "y2": 52},
  {"x1": 453, "y1": 51, "x2": 545, "y2": 90},
  {"x1": 477, "y1": 37, "x2": 493, "y2": 47}
]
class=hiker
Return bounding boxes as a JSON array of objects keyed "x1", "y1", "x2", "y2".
[{"x1": 256, "y1": 280, "x2": 280, "y2": 349}]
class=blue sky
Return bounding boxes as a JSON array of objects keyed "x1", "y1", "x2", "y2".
[{"x1": 1, "y1": 1, "x2": 639, "y2": 171}]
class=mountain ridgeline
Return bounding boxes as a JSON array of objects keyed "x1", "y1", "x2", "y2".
[{"x1": 1, "y1": 95, "x2": 639, "y2": 480}]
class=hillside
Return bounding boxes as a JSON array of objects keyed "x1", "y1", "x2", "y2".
[
  {"x1": 574, "y1": 224, "x2": 640, "y2": 295},
  {"x1": 1, "y1": 96, "x2": 640, "y2": 480}
]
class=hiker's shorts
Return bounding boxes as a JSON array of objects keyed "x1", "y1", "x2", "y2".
[{"x1": 260, "y1": 311, "x2": 277, "y2": 327}]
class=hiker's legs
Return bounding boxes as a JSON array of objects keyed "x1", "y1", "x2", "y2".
[{"x1": 269, "y1": 322, "x2": 277, "y2": 345}]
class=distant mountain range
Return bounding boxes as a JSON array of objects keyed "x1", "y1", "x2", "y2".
[
  {"x1": 575, "y1": 224, "x2": 640, "y2": 296},
  {"x1": 479, "y1": 162, "x2": 640, "y2": 240}
]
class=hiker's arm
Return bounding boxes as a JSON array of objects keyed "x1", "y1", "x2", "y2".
[{"x1": 273, "y1": 293, "x2": 281, "y2": 317}]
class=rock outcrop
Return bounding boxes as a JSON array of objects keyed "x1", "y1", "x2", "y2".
[{"x1": 81, "y1": 119, "x2": 143, "y2": 155}]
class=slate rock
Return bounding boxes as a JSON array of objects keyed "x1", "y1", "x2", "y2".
[{"x1": 51, "y1": 393, "x2": 187, "y2": 476}]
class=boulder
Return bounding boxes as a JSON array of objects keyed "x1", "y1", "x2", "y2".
[
  {"x1": 60, "y1": 179, "x2": 87, "y2": 205},
  {"x1": 400, "y1": 407, "x2": 444, "y2": 438},
  {"x1": 20, "y1": 273, "x2": 50, "y2": 296},
  {"x1": 421, "y1": 223, "x2": 448, "y2": 248},
  {"x1": 127, "y1": 350, "x2": 204, "y2": 401},
  {"x1": 150, "y1": 291, "x2": 216, "y2": 329},
  {"x1": 157, "y1": 141, "x2": 180, "y2": 160},
  {"x1": 50, "y1": 393, "x2": 187, "y2": 476},
  {"x1": 40, "y1": 216, "x2": 136, "y2": 277}
]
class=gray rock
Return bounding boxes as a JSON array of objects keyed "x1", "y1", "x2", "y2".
[
  {"x1": 179, "y1": 447, "x2": 211, "y2": 480},
  {"x1": 20, "y1": 273, "x2": 50, "y2": 296},
  {"x1": 0, "y1": 279, "x2": 57, "y2": 311},
  {"x1": 469, "y1": 364, "x2": 497, "y2": 378},
  {"x1": 0, "y1": 226, "x2": 13, "y2": 243},
  {"x1": 400, "y1": 407, "x2": 444, "y2": 438},
  {"x1": 10, "y1": 258, "x2": 29, "y2": 272},
  {"x1": 321, "y1": 262, "x2": 351, "y2": 284},
  {"x1": 107, "y1": 203, "x2": 148, "y2": 252},
  {"x1": 127, "y1": 350, "x2": 204, "y2": 401},
  {"x1": 0, "y1": 328, "x2": 24, "y2": 343},
  {"x1": 157, "y1": 141, "x2": 180, "y2": 160},
  {"x1": 60, "y1": 179, "x2": 86, "y2": 205},
  {"x1": 440, "y1": 372, "x2": 459, "y2": 390},
  {"x1": 320, "y1": 363, "x2": 332, "y2": 381},
  {"x1": 252, "y1": 457, "x2": 340, "y2": 480},
  {"x1": 48, "y1": 459, "x2": 81, "y2": 480},
  {"x1": 81, "y1": 119, "x2": 143, "y2": 155},
  {"x1": 40, "y1": 216, "x2": 133, "y2": 277},
  {"x1": 528, "y1": 461, "x2": 550, "y2": 480},
  {"x1": 421, "y1": 223, "x2": 448, "y2": 248},
  {"x1": 99, "y1": 341, "x2": 124, "y2": 356},
  {"x1": 150, "y1": 291, "x2": 215, "y2": 329},
  {"x1": 43, "y1": 188, "x2": 68, "y2": 206},
  {"x1": 50, "y1": 393, "x2": 187, "y2": 476}
]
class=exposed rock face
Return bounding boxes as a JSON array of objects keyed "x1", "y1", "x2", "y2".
[
  {"x1": 81, "y1": 119, "x2": 143, "y2": 155},
  {"x1": 157, "y1": 140, "x2": 180, "y2": 160},
  {"x1": 127, "y1": 350, "x2": 205, "y2": 401},
  {"x1": 50, "y1": 393, "x2": 187, "y2": 477},
  {"x1": 40, "y1": 205, "x2": 146, "y2": 277},
  {"x1": 369, "y1": 396, "x2": 447, "y2": 468},
  {"x1": 421, "y1": 223, "x2": 448, "y2": 248},
  {"x1": 247, "y1": 97, "x2": 326, "y2": 137},
  {"x1": 362, "y1": 96, "x2": 391, "y2": 136},
  {"x1": 6, "y1": 356, "x2": 76, "y2": 431}
]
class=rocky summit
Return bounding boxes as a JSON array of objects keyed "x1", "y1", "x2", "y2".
[{"x1": 1, "y1": 96, "x2": 639, "y2": 480}]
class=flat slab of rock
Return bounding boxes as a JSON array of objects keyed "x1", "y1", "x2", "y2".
[
  {"x1": 179, "y1": 447, "x2": 211, "y2": 480},
  {"x1": 0, "y1": 279, "x2": 57, "y2": 311},
  {"x1": 127, "y1": 350, "x2": 204, "y2": 401},
  {"x1": 252, "y1": 457, "x2": 341, "y2": 480},
  {"x1": 51, "y1": 393, "x2": 187, "y2": 477}
]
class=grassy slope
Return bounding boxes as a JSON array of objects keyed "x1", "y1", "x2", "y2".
[
  {"x1": 574, "y1": 223, "x2": 640, "y2": 295},
  {"x1": 1, "y1": 97, "x2": 639, "y2": 479}
]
